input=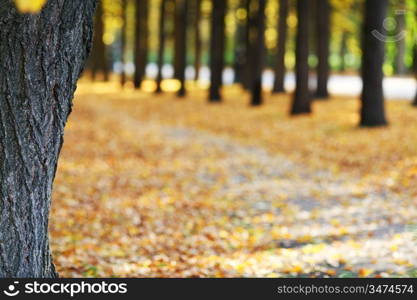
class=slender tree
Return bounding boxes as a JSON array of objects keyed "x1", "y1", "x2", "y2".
[
  {"x1": 156, "y1": 0, "x2": 167, "y2": 93},
  {"x1": 412, "y1": 43, "x2": 417, "y2": 106},
  {"x1": 290, "y1": 0, "x2": 311, "y2": 114},
  {"x1": 233, "y1": 0, "x2": 249, "y2": 85},
  {"x1": 394, "y1": 0, "x2": 406, "y2": 75},
  {"x1": 134, "y1": 0, "x2": 149, "y2": 89},
  {"x1": 0, "y1": 0, "x2": 96, "y2": 277},
  {"x1": 194, "y1": 0, "x2": 202, "y2": 81},
  {"x1": 91, "y1": 0, "x2": 109, "y2": 81},
  {"x1": 339, "y1": 31, "x2": 348, "y2": 72},
  {"x1": 250, "y1": 0, "x2": 266, "y2": 106},
  {"x1": 209, "y1": 0, "x2": 226, "y2": 102},
  {"x1": 360, "y1": 0, "x2": 388, "y2": 126},
  {"x1": 315, "y1": 0, "x2": 330, "y2": 99},
  {"x1": 273, "y1": 0, "x2": 289, "y2": 93},
  {"x1": 243, "y1": 0, "x2": 252, "y2": 89},
  {"x1": 176, "y1": 0, "x2": 189, "y2": 97},
  {"x1": 120, "y1": 0, "x2": 128, "y2": 87}
]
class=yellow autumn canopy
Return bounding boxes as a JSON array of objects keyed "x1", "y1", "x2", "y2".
[{"x1": 14, "y1": 0, "x2": 47, "y2": 14}]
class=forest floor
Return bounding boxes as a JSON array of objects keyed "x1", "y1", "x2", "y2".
[{"x1": 51, "y1": 81, "x2": 417, "y2": 277}]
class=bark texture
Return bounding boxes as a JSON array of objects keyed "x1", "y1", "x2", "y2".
[
  {"x1": 290, "y1": 0, "x2": 311, "y2": 115},
  {"x1": 209, "y1": 0, "x2": 226, "y2": 102},
  {"x1": 315, "y1": 0, "x2": 330, "y2": 99},
  {"x1": 360, "y1": 0, "x2": 388, "y2": 126},
  {"x1": 273, "y1": 0, "x2": 288, "y2": 94},
  {"x1": 0, "y1": 0, "x2": 96, "y2": 277}
]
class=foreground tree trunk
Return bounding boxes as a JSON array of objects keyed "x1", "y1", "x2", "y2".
[
  {"x1": 290, "y1": 0, "x2": 311, "y2": 115},
  {"x1": 250, "y1": 0, "x2": 266, "y2": 106},
  {"x1": 273, "y1": 0, "x2": 289, "y2": 94},
  {"x1": 134, "y1": 0, "x2": 149, "y2": 89},
  {"x1": 156, "y1": 0, "x2": 167, "y2": 93},
  {"x1": 0, "y1": 0, "x2": 96, "y2": 277},
  {"x1": 209, "y1": 0, "x2": 226, "y2": 102},
  {"x1": 315, "y1": 0, "x2": 330, "y2": 99},
  {"x1": 360, "y1": 0, "x2": 388, "y2": 126}
]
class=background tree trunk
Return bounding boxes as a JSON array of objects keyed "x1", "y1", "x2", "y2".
[
  {"x1": 315, "y1": 0, "x2": 330, "y2": 99},
  {"x1": 233, "y1": 0, "x2": 249, "y2": 85},
  {"x1": 0, "y1": 0, "x2": 96, "y2": 277},
  {"x1": 413, "y1": 43, "x2": 417, "y2": 106},
  {"x1": 176, "y1": 0, "x2": 188, "y2": 97},
  {"x1": 290, "y1": 0, "x2": 311, "y2": 114},
  {"x1": 120, "y1": 0, "x2": 127, "y2": 87},
  {"x1": 394, "y1": 0, "x2": 406, "y2": 75},
  {"x1": 250, "y1": 0, "x2": 266, "y2": 106},
  {"x1": 194, "y1": 0, "x2": 202, "y2": 81},
  {"x1": 156, "y1": 0, "x2": 167, "y2": 93},
  {"x1": 134, "y1": 0, "x2": 149, "y2": 89},
  {"x1": 339, "y1": 31, "x2": 347, "y2": 72},
  {"x1": 272, "y1": 0, "x2": 289, "y2": 94},
  {"x1": 91, "y1": 0, "x2": 109, "y2": 81},
  {"x1": 360, "y1": 0, "x2": 388, "y2": 126},
  {"x1": 209, "y1": 0, "x2": 226, "y2": 102}
]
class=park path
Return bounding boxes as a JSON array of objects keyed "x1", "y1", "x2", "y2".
[{"x1": 52, "y1": 91, "x2": 417, "y2": 277}]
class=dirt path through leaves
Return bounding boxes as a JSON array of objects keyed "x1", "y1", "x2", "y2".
[{"x1": 51, "y1": 92, "x2": 417, "y2": 277}]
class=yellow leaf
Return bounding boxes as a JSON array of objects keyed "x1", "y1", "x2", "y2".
[{"x1": 15, "y1": 0, "x2": 47, "y2": 14}]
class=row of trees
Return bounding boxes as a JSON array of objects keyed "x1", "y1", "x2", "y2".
[{"x1": 90, "y1": 0, "x2": 417, "y2": 127}]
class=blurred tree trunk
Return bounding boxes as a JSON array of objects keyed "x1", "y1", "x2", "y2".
[
  {"x1": 250, "y1": 0, "x2": 266, "y2": 106},
  {"x1": 290, "y1": 0, "x2": 311, "y2": 114},
  {"x1": 91, "y1": 0, "x2": 109, "y2": 81},
  {"x1": 413, "y1": 44, "x2": 417, "y2": 106},
  {"x1": 243, "y1": 0, "x2": 252, "y2": 89},
  {"x1": 134, "y1": 0, "x2": 149, "y2": 89},
  {"x1": 315, "y1": 0, "x2": 330, "y2": 99},
  {"x1": 394, "y1": 0, "x2": 406, "y2": 75},
  {"x1": 339, "y1": 31, "x2": 347, "y2": 72},
  {"x1": 194, "y1": 0, "x2": 202, "y2": 81},
  {"x1": 120, "y1": 0, "x2": 128, "y2": 87},
  {"x1": 156, "y1": 0, "x2": 167, "y2": 93},
  {"x1": 176, "y1": 0, "x2": 188, "y2": 97},
  {"x1": 0, "y1": 0, "x2": 96, "y2": 277},
  {"x1": 233, "y1": 0, "x2": 249, "y2": 85},
  {"x1": 209, "y1": 0, "x2": 226, "y2": 102},
  {"x1": 360, "y1": 0, "x2": 388, "y2": 126},
  {"x1": 272, "y1": 0, "x2": 289, "y2": 94}
]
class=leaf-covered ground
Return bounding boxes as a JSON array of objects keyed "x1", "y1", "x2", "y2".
[{"x1": 51, "y1": 82, "x2": 417, "y2": 277}]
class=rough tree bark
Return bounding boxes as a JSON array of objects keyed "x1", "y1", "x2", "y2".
[
  {"x1": 360, "y1": 0, "x2": 388, "y2": 127},
  {"x1": 290, "y1": 0, "x2": 311, "y2": 115},
  {"x1": 272, "y1": 0, "x2": 288, "y2": 94},
  {"x1": 250, "y1": 0, "x2": 266, "y2": 106},
  {"x1": 91, "y1": 0, "x2": 108, "y2": 81},
  {"x1": 156, "y1": 0, "x2": 167, "y2": 93},
  {"x1": 134, "y1": 0, "x2": 149, "y2": 89},
  {"x1": 315, "y1": 0, "x2": 330, "y2": 99},
  {"x1": 0, "y1": 0, "x2": 96, "y2": 277},
  {"x1": 209, "y1": 0, "x2": 226, "y2": 102}
]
